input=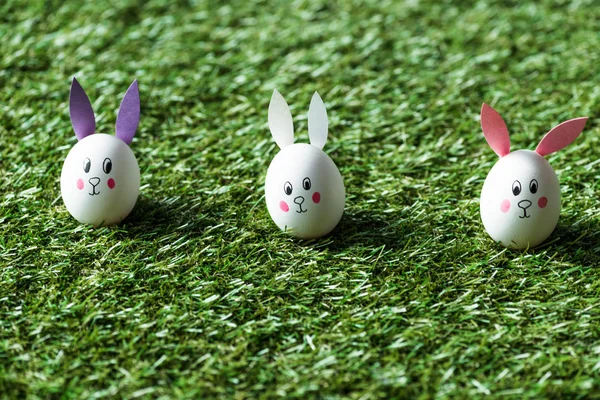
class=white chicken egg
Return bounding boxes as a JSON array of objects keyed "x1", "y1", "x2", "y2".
[
  {"x1": 479, "y1": 103, "x2": 587, "y2": 249},
  {"x1": 61, "y1": 134, "x2": 140, "y2": 226},
  {"x1": 480, "y1": 150, "x2": 560, "y2": 249},
  {"x1": 60, "y1": 78, "x2": 141, "y2": 227},
  {"x1": 264, "y1": 90, "x2": 345, "y2": 239}
]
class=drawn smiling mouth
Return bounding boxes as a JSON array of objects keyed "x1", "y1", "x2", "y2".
[
  {"x1": 518, "y1": 200, "x2": 532, "y2": 219},
  {"x1": 294, "y1": 196, "x2": 307, "y2": 214},
  {"x1": 519, "y1": 210, "x2": 530, "y2": 219},
  {"x1": 88, "y1": 177, "x2": 101, "y2": 196}
]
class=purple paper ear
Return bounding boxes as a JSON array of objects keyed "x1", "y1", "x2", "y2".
[
  {"x1": 481, "y1": 103, "x2": 510, "y2": 157},
  {"x1": 535, "y1": 117, "x2": 588, "y2": 157},
  {"x1": 115, "y1": 80, "x2": 140, "y2": 145},
  {"x1": 70, "y1": 78, "x2": 96, "y2": 141}
]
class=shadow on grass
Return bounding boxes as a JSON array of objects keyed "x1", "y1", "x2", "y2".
[
  {"x1": 324, "y1": 210, "x2": 415, "y2": 251},
  {"x1": 552, "y1": 220, "x2": 600, "y2": 247},
  {"x1": 118, "y1": 195, "x2": 219, "y2": 238},
  {"x1": 532, "y1": 219, "x2": 600, "y2": 265}
]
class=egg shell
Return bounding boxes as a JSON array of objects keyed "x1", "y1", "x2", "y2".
[
  {"x1": 265, "y1": 143, "x2": 345, "y2": 239},
  {"x1": 60, "y1": 134, "x2": 140, "y2": 226},
  {"x1": 480, "y1": 150, "x2": 560, "y2": 249}
]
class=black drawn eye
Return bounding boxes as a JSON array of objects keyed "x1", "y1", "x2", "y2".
[
  {"x1": 303, "y1": 177, "x2": 311, "y2": 191},
  {"x1": 512, "y1": 180, "x2": 522, "y2": 196},
  {"x1": 284, "y1": 181, "x2": 293, "y2": 195},
  {"x1": 103, "y1": 158, "x2": 112, "y2": 174},
  {"x1": 529, "y1": 179, "x2": 538, "y2": 194},
  {"x1": 83, "y1": 158, "x2": 91, "y2": 173}
]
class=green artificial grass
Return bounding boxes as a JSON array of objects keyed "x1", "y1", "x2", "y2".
[{"x1": 1, "y1": 0, "x2": 600, "y2": 398}]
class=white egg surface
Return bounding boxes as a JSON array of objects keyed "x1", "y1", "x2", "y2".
[
  {"x1": 60, "y1": 134, "x2": 140, "y2": 226},
  {"x1": 480, "y1": 150, "x2": 560, "y2": 249},
  {"x1": 265, "y1": 143, "x2": 345, "y2": 239}
]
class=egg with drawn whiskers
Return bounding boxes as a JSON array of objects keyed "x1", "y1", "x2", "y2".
[
  {"x1": 265, "y1": 90, "x2": 345, "y2": 239},
  {"x1": 60, "y1": 78, "x2": 141, "y2": 227}
]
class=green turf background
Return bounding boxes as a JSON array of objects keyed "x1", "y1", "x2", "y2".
[{"x1": 1, "y1": 0, "x2": 600, "y2": 398}]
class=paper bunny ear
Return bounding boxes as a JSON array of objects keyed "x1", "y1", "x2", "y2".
[
  {"x1": 308, "y1": 92, "x2": 328, "y2": 149},
  {"x1": 268, "y1": 89, "x2": 294, "y2": 149},
  {"x1": 70, "y1": 78, "x2": 96, "y2": 141},
  {"x1": 481, "y1": 103, "x2": 510, "y2": 157},
  {"x1": 115, "y1": 80, "x2": 140, "y2": 145},
  {"x1": 535, "y1": 117, "x2": 588, "y2": 157}
]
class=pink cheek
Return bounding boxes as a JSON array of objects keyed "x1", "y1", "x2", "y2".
[
  {"x1": 279, "y1": 201, "x2": 289, "y2": 212},
  {"x1": 500, "y1": 199, "x2": 510, "y2": 213},
  {"x1": 76, "y1": 178, "x2": 84, "y2": 190},
  {"x1": 312, "y1": 192, "x2": 321, "y2": 204},
  {"x1": 538, "y1": 197, "x2": 548, "y2": 208},
  {"x1": 107, "y1": 178, "x2": 115, "y2": 189}
]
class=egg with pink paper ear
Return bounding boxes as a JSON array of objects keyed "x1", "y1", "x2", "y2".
[
  {"x1": 264, "y1": 90, "x2": 345, "y2": 239},
  {"x1": 60, "y1": 78, "x2": 141, "y2": 227},
  {"x1": 479, "y1": 103, "x2": 587, "y2": 249}
]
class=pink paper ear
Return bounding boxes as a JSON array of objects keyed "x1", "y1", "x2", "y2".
[
  {"x1": 535, "y1": 117, "x2": 588, "y2": 157},
  {"x1": 481, "y1": 103, "x2": 510, "y2": 157}
]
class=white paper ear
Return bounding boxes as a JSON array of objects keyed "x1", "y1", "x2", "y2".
[
  {"x1": 268, "y1": 90, "x2": 294, "y2": 149},
  {"x1": 308, "y1": 91, "x2": 328, "y2": 149}
]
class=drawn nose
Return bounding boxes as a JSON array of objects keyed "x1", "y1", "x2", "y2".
[
  {"x1": 294, "y1": 196, "x2": 305, "y2": 206},
  {"x1": 89, "y1": 177, "x2": 100, "y2": 187},
  {"x1": 518, "y1": 200, "x2": 532, "y2": 210}
]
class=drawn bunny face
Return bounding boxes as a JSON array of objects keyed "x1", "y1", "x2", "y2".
[
  {"x1": 479, "y1": 104, "x2": 587, "y2": 249},
  {"x1": 60, "y1": 78, "x2": 141, "y2": 226},
  {"x1": 264, "y1": 90, "x2": 345, "y2": 239}
]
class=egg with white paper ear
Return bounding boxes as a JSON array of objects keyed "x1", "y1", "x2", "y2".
[
  {"x1": 264, "y1": 90, "x2": 345, "y2": 239},
  {"x1": 60, "y1": 78, "x2": 141, "y2": 227},
  {"x1": 478, "y1": 103, "x2": 587, "y2": 249}
]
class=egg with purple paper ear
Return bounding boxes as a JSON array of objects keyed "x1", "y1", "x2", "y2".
[
  {"x1": 61, "y1": 134, "x2": 140, "y2": 226},
  {"x1": 264, "y1": 90, "x2": 345, "y2": 239},
  {"x1": 60, "y1": 78, "x2": 141, "y2": 227},
  {"x1": 479, "y1": 103, "x2": 587, "y2": 249}
]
